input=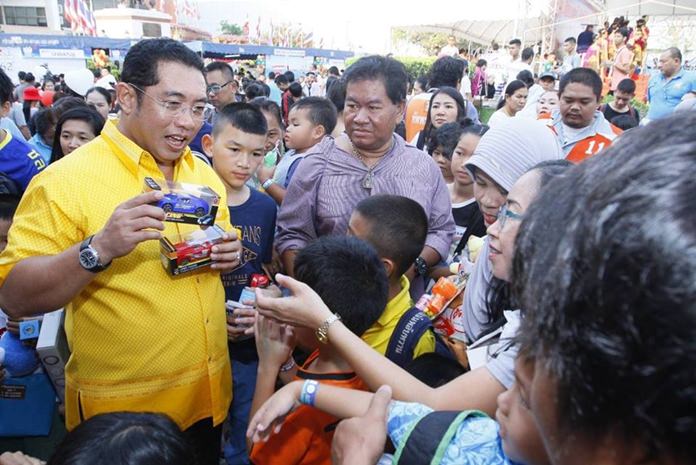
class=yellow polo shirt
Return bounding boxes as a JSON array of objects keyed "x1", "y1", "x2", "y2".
[
  {"x1": 361, "y1": 276, "x2": 436, "y2": 358},
  {"x1": 0, "y1": 120, "x2": 232, "y2": 431}
]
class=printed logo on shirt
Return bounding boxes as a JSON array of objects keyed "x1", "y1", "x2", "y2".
[{"x1": 27, "y1": 150, "x2": 46, "y2": 171}]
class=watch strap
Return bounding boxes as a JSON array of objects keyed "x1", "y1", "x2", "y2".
[{"x1": 79, "y1": 235, "x2": 111, "y2": 272}]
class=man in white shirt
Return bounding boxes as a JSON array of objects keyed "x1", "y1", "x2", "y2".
[{"x1": 561, "y1": 37, "x2": 581, "y2": 75}]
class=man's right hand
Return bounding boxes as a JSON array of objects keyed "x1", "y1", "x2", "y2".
[{"x1": 91, "y1": 191, "x2": 166, "y2": 264}]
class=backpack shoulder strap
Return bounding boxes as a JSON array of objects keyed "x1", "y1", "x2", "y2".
[
  {"x1": 386, "y1": 307, "x2": 433, "y2": 368},
  {"x1": 394, "y1": 410, "x2": 486, "y2": 465}
]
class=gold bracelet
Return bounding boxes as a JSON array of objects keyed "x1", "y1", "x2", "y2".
[{"x1": 315, "y1": 314, "x2": 341, "y2": 344}]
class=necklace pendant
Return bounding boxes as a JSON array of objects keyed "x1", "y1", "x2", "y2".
[{"x1": 362, "y1": 172, "x2": 373, "y2": 190}]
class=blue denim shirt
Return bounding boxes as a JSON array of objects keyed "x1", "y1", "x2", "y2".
[{"x1": 647, "y1": 68, "x2": 696, "y2": 120}]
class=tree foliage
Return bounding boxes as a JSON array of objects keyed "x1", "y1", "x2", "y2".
[
  {"x1": 220, "y1": 20, "x2": 243, "y2": 35},
  {"x1": 345, "y1": 56, "x2": 437, "y2": 84}
]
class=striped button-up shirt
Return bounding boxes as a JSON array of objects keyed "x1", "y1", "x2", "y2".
[{"x1": 276, "y1": 135, "x2": 455, "y2": 260}]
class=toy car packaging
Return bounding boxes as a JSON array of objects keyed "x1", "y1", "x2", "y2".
[
  {"x1": 144, "y1": 177, "x2": 220, "y2": 226},
  {"x1": 160, "y1": 224, "x2": 226, "y2": 276}
]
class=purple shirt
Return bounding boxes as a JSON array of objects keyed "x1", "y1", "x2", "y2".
[{"x1": 276, "y1": 135, "x2": 455, "y2": 259}]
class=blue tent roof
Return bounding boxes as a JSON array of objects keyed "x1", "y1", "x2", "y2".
[
  {"x1": 185, "y1": 41, "x2": 353, "y2": 60},
  {"x1": 0, "y1": 33, "x2": 135, "y2": 52}
]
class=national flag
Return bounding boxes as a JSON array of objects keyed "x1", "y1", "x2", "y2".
[
  {"x1": 303, "y1": 31, "x2": 313, "y2": 48},
  {"x1": 242, "y1": 20, "x2": 250, "y2": 37},
  {"x1": 255, "y1": 17, "x2": 261, "y2": 42},
  {"x1": 318, "y1": 37, "x2": 324, "y2": 49},
  {"x1": 77, "y1": 0, "x2": 97, "y2": 36}
]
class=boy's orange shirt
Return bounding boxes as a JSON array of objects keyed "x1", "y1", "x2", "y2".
[{"x1": 249, "y1": 351, "x2": 368, "y2": 465}]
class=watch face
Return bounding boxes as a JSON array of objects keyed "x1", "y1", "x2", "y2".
[{"x1": 79, "y1": 248, "x2": 99, "y2": 269}]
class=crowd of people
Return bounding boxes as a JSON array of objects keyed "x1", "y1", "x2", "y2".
[{"x1": 0, "y1": 25, "x2": 694, "y2": 465}]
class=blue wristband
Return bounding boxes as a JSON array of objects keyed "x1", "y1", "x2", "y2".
[{"x1": 300, "y1": 380, "x2": 319, "y2": 407}]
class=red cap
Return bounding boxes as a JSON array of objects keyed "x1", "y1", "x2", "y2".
[{"x1": 23, "y1": 86, "x2": 41, "y2": 102}]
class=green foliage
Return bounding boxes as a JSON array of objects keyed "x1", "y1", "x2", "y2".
[
  {"x1": 220, "y1": 20, "x2": 243, "y2": 35},
  {"x1": 344, "y1": 56, "x2": 437, "y2": 83}
]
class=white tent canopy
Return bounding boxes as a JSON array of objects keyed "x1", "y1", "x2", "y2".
[{"x1": 395, "y1": 0, "x2": 696, "y2": 49}]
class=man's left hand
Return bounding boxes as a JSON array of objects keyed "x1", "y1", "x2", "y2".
[
  {"x1": 210, "y1": 229, "x2": 243, "y2": 271},
  {"x1": 331, "y1": 385, "x2": 392, "y2": 465}
]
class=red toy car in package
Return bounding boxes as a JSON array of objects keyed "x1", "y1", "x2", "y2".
[
  {"x1": 160, "y1": 225, "x2": 226, "y2": 276},
  {"x1": 144, "y1": 177, "x2": 220, "y2": 226}
]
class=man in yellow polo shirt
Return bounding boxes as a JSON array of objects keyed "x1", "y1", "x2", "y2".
[{"x1": 0, "y1": 38, "x2": 241, "y2": 465}]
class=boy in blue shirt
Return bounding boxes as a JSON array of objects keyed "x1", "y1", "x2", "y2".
[
  {"x1": 202, "y1": 102, "x2": 277, "y2": 465},
  {"x1": 0, "y1": 68, "x2": 45, "y2": 192}
]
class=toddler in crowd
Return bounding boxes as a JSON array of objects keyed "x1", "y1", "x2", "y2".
[{"x1": 260, "y1": 96, "x2": 337, "y2": 205}]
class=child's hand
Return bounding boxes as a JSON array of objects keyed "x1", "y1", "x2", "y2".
[
  {"x1": 247, "y1": 380, "x2": 303, "y2": 442},
  {"x1": 227, "y1": 308, "x2": 256, "y2": 341},
  {"x1": 257, "y1": 164, "x2": 276, "y2": 185},
  {"x1": 254, "y1": 313, "x2": 295, "y2": 368}
]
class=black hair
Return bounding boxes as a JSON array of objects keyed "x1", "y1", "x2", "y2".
[
  {"x1": 249, "y1": 97, "x2": 283, "y2": 129},
  {"x1": 268, "y1": 71, "x2": 276, "y2": 80},
  {"x1": 18, "y1": 71, "x2": 26, "y2": 81},
  {"x1": 405, "y1": 353, "x2": 466, "y2": 387},
  {"x1": 204, "y1": 61, "x2": 235, "y2": 80},
  {"x1": 484, "y1": 159, "x2": 572, "y2": 329},
  {"x1": 244, "y1": 82, "x2": 267, "y2": 101},
  {"x1": 666, "y1": 47, "x2": 682, "y2": 62},
  {"x1": 121, "y1": 38, "x2": 203, "y2": 104},
  {"x1": 521, "y1": 47, "x2": 534, "y2": 62},
  {"x1": 419, "y1": 86, "x2": 467, "y2": 150},
  {"x1": 46, "y1": 412, "x2": 196, "y2": 465},
  {"x1": 214, "y1": 101, "x2": 268, "y2": 137},
  {"x1": 25, "y1": 73, "x2": 36, "y2": 83},
  {"x1": 259, "y1": 82, "x2": 271, "y2": 97},
  {"x1": 275, "y1": 74, "x2": 289, "y2": 87},
  {"x1": 0, "y1": 68, "x2": 13, "y2": 105},
  {"x1": 283, "y1": 70, "x2": 295, "y2": 83},
  {"x1": 615, "y1": 27, "x2": 629, "y2": 39},
  {"x1": 610, "y1": 114, "x2": 638, "y2": 130},
  {"x1": 34, "y1": 108, "x2": 55, "y2": 142},
  {"x1": 290, "y1": 96, "x2": 338, "y2": 135},
  {"x1": 616, "y1": 78, "x2": 636, "y2": 94},
  {"x1": 509, "y1": 38, "x2": 522, "y2": 46},
  {"x1": 516, "y1": 70, "x2": 535, "y2": 88},
  {"x1": 51, "y1": 96, "x2": 88, "y2": 120},
  {"x1": 414, "y1": 75, "x2": 428, "y2": 92},
  {"x1": 429, "y1": 121, "x2": 464, "y2": 159},
  {"x1": 326, "y1": 78, "x2": 346, "y2": 113},
  {"x1": 343, "y1": 55, "x2": 408, "y2": 104},
  {"x1": 353, "y1": 194, "x2": 428, "y2": 277},
  {"x1": 428, "y1": 56, "x2": 465, "y2": 89},
  {"x1": 85, "y1": 86, "x2": 113, "y2": 105},
  {"x1": 513, "y1": 113, "x2": 696, "y2": 463},
  {"x1": 564, "y1": 37, "x2": 577, "y2": 44},
  {"x1": 476, "y1": 59, "x2": 487, "y2": 68},
  {"x1": 50, "y1": 106, "x2": 105, "y2": 163},
  {"x1": 0, "y1": 194, "x2": 20, "y2": 218},
  {"x1": 294, "y1": 236, "x2": 388, "y2": 337},
  {"x1": 328, "y1": 66, "x2": 340, "y2": 76},
  {"x1": 288, "y1": 82, "x2": 303, "y2": 98},
  {"x1": 559, "y1": 67, "x2": 603, "y2": 101},
  {"x1": 497, "y1": 79, "x2": 527, "y2": 110}
]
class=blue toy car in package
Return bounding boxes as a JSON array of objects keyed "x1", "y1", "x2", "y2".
[{"x1": 144, "y1": 177, "x2": 220, "y2": 225}]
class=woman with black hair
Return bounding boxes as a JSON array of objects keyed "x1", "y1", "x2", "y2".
[
  {"x1": 487, "y1": 79, "x2": 527, "y2": 126},
  {"x1": 85, "y1": 87, "x2": 113, "y2": 121},
  {"x1": 411, "y1": 86, "x2": 466, "y2": 151},
  {"x1": 50, "y1": 106, "x2": 105, "y2": 163}
]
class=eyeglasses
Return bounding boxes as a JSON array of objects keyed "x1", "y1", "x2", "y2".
[
  {"x1": 129, "y1": 84, "x2": 207, "y2": 122},
  {"x1": 496, "y1": 203, "x2": 524, "y2": 229},
  {"x1": 206, "y1": 80, "x2": 236, "y2": 95}
]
